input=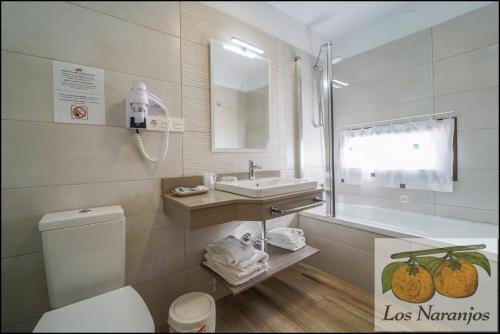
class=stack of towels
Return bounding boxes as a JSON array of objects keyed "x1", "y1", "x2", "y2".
[
  {"x1": 203, "y1": 235, "x2": 269, "y2": 286},
  {"x1": 267, "y1": 227, "x2": 306, "y2": 251}
]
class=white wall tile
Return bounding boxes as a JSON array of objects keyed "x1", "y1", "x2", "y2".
[
  {"x1": 334, "y1": 63, "x2": 433, "y2": 114},
  {"x1": 458, "y1": 128, "x2": 499, "y2": 170},
  {"x1": 72, "y1": 1, "x2": 181, "y2": 37},
  {"x1": 434, "y1": 45, "x2": 499, "y2": 96},
  {"x1": 432, "y1": 3, "x2": 499, "y2": 60},
  {"x1": 436, "y1": 205, "x2": 498, "y2": 225},
  {"x1": 1, "y1": 120, "x2": 183, "y2": 188},
  {"x1": 334, "y1": 98, "x2": 434, "y2": 126},
  {"x1": 336, "y1": 193, "x2": 436, "y2": 215},
  {"x1": 1, "y1": 1, "x2": 181, "y2": 83},
  {"x1": 336, "y1": 182, "x2": 435, "y2": 205},
  {"x1": 435, "y1": 86, "x2": 499, "y2": 130},
  {"x1": 334, "y1": 29, "x2": 432, "y2": 85},
  {"x1": 436, "y1": 169, "x2": 499, "y2": 210}
]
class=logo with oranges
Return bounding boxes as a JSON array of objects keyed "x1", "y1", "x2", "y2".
[{"x1": 382, "y1": 244, "x2": 491, "y2": 303}]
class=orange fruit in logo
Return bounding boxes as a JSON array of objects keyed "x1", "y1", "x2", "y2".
[
  {"x1": 391, "y1": 263, "x2": 435, "y2": 303},
  {"x1": 433, "y1": 258, "x2": 478, "y2": 298}
]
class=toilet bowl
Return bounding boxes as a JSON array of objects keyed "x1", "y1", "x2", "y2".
[
  {"x1": 35, "y1": 206, "x2": 154, "y2": 332},
  {"x1": 34, "y1": 286, "x2": 154, "y2": 332}
]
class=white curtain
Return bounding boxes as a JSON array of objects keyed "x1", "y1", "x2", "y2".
[{"x1": 339, "y1": 118, "x2": 455, "y2": 192}]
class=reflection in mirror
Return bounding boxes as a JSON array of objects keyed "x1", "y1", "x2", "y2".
[{"x1": 210, "y1": 39, "x2": 271, "y2": 152}]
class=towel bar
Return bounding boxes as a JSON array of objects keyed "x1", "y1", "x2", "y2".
[{"x1": 271, "y1": 197, "x2": 324, "y2": 215}]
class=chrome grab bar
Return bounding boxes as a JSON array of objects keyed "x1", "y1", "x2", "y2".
[{"x1": 271, "y1": 197, "x2": 325, "y2": 215}]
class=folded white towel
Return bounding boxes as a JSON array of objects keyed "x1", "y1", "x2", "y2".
[
  {"x1": 203, "y1": 260, "x2": 268, "y2": 286},
  {"x1": 268, "y1": 239, "x2": 306, "y2": 251},
  {"x1": 267, "y1": 227, "x2": 304, "y2": 244},
  {"x1": 205, "y1": 249, "x2": 269, "y2": 270},
  {"x1": 205, "y1": 255, "x2": 268, "y2": 279},
  {"x1": 205, "y1": 235, "x2": 255, "y2": 266}
]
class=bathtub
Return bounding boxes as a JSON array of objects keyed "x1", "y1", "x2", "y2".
[{"x1": 300, "y1": 202, "x2": 498, "y2": 257}]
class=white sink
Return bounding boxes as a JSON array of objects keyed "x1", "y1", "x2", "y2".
[{"x1": 215, "y1": 177, "x2": 318, "y2": 198}]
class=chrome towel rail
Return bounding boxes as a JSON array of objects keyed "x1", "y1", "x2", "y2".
[{"x1": 271, "y1": 197, "x2": 324, "y2": 215}]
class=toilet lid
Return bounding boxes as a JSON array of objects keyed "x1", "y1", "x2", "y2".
[{"x1": 33, "y1": 286, "x2": 154, "y2": 332}]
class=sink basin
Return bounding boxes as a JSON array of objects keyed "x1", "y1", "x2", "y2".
[{"x1": 215, "y1": 177, "x2": 318, "y2": 197}]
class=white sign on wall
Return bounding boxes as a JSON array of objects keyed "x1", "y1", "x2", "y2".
[{"x1": 53, "y1": 61, "x2": 105, "y2": 125}]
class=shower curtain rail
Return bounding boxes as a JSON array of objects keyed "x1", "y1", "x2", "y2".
[{"x1": 339, "y1": 111, "x2": 456, "y2": 129}]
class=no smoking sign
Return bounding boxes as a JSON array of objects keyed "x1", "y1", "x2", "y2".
[{"x1": 71, "y1": 105, "x2": 88, "y2": 120}]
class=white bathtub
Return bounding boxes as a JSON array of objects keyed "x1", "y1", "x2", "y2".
[{"x1": 300, "y1": 203, "x2": 498, "y2": 257}]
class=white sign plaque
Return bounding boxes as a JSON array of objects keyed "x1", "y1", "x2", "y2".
[{"x1": 53, "y1": 61, "x2": 105, "y2": 125}]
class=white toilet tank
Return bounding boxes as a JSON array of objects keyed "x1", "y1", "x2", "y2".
[{"x1": 39, "y1": 205, "x2": 126, "y2": 309}]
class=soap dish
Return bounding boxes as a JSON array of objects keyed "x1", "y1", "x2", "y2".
[{"x1": 172, "y1": 186, "x2": 209, "y2": 197}]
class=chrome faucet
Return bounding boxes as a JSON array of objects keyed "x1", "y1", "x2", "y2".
[{"x1": 248, "y1": 160, "x2": 262, "y2": 181}]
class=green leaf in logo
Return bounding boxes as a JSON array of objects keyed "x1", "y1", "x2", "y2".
[
  {"x1": 453, "y1": 252, "x2": 491, "y2": 276},
  {"x1": 382, "y1": 262, "x2": 405, "y2": 293},
  {"x1": 415, "y1": 256, "x2": 443, "y2": 274}
]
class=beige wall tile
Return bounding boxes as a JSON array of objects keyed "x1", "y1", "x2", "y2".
[
  {"x1": 299, "y1": 216, "x2": 387, "y2": 253},
  {"x1": 434, "y1": 86, "x2": 499, "y2": 130},
  {"x1": 277, "y1": 40, "x2": 297, "y2": 77},
  {"x1": 1, "y1": 179, "x2": 179, "y2": 259},
  {"x1": 432, "y1": 3, "x2": 499, "y2": 60},
  {"x1": 1, "y1": 1, "x2": 180, "y2": 83},
  {"x1": 0, "y1": 51, "x2": 182, "y2": 127},
  {"x1": 334, "y1": 29, "x2": 432, "y2": 85},
  {"x1": 182, "y1": 131, "x2": 285, "y2": 176},
  {"x1": 72, "y1": 1, "x2": 181, "y2": 37},
  {"x1": 186, "y1": 265, "x2": 231, "y2": 301},
  {"x1": 1, "y1": 51, "x2": 53, "y2": 122},
  {"x1": 434, "y1": 45, "x2": 499, "y2": 96},
  {"x1": 133, "y1": 270, "x2": 186, "y2": 328},
  {"x1": 182, "y1": 85, "x2": 210, "y2": 132},
  {"x1": 1, "y1": 315, "x2": 40, "y2": 332},
  {"x1": 304, "y1": 235, "x2": 375, "y2": 292},
  {"x1": 126, "y1": 225, "x2": 185, "y2": 285},
  {"x1": 1, "y1": 120, "x2": 183, "y2": 188},
  {"x1": 1, "y1": 253, "x2": 49, "y2": 328},
  {"x1": 180, "y1": 2, "x2": 277, "y2": 68},
  {"x1": 105, "y1": 71, "x2": 181, "y2": 127}
]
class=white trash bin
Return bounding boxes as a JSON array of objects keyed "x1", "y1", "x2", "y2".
[{"x1": 168, "y1": 292, "x2": 216, "y2": 333}]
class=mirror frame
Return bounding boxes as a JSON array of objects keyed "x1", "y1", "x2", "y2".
[{"x1": 209, "y1": 39, "x2": 272, "y2": 153}]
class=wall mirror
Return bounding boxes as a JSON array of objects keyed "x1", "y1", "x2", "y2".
[{"x1": 210, "y1": 39, "x2": 271, "y2": 152}]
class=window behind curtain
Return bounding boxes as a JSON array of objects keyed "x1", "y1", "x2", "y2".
[{"x1": 338, "y1": 118, "x2": 455, "y2": 192}]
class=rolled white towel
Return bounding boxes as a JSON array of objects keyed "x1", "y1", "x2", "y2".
[
  {"x1": 267, "y1": 227, "x2": 304, "y2": 244},
  {"x1": 205, "y1": 235, "x2": 255, "y2": 266},
  {"x1": 204, "y1": 260, "x2": 268, "y2": 286},
  {"x1": 205, "y1": 249, "x2": 269, "y2": 270},
  {"x1": 268, "y1": 239, "x2": 306, "y2": 251}
]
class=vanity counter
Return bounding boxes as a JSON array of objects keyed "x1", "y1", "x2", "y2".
[{"x1": 162, "y1": 173, "x2": 323, "y2": 229}]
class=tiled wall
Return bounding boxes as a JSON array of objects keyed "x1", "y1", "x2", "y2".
[
  {"x1": 1, "y1": 1, "x2": 304, "y2": 331},
  {"x1": 331, "y1": 3, "x2": 499, "y2": 224}
]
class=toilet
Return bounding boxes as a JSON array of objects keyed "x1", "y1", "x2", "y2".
[{"x1": 34, "y1": 205, "x2": 154, "y2": 332}]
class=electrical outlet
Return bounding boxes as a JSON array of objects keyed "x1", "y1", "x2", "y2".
[{"x1": 168, "y1": 117, "x2": 184, "y2": 132}]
